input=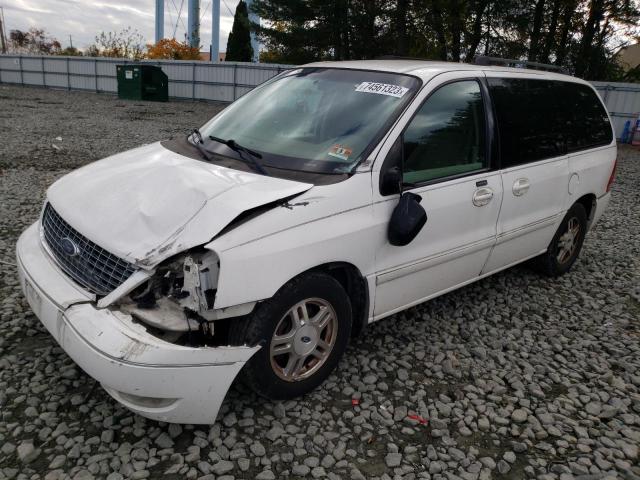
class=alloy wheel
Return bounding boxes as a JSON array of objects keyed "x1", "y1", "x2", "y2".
[
  {"x1": 269, "y1": 298, "x2": 338, "y2": 382},
  {"x1": 557, "y1": 217, "x2": 581, "y2": 264}
]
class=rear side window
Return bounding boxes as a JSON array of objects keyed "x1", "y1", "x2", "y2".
[
  {"x1": 487, "y1": 78, "x2": 612, "y2": 168},
  {"x1": 488, "y1": 79, "x2": 566, "y2": 166}
]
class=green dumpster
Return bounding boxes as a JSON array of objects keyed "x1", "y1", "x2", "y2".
[{"x1": 116, "y1": 65, "x2": 168, "y2": 102}]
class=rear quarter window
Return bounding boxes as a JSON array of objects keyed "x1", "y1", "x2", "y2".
[{"x1": 561, "y1": 83, "x2": 613, "y2": 152}]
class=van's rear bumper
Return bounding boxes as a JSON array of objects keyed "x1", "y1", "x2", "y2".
[{"x1": 16, "y1": 222, "x2": 258, "y2": 424}]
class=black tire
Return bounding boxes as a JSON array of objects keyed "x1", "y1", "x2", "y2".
[
  {"x1": 532, "y1": 203, "x2": 588, "y2": 277},
  {"x1": 229, "y1": 272, "x2": 352, "y2": 400}
]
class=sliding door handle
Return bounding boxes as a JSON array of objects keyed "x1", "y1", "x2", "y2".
[{"x1": 513, "y1": 178, "x2": 530, "y2": 196}]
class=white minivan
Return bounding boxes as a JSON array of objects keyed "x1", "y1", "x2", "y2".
[{"x1": 17, "y1": 60, "x2": 616, "y2": 424}]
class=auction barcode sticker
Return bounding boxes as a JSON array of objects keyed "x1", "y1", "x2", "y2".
[{"x1": 355, "y1": 82, "x2": 409, "y2": 98}]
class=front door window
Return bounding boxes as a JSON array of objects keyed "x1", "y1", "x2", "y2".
[{"x1": 403, "y1": 80, "x2": 487, "y2": 184}]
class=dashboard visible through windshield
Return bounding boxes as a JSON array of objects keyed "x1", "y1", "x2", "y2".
[{"x1": 198, "y1": 68, "x2": 421, "y2": 175}]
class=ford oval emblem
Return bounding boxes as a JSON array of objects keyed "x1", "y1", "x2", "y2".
[{"x1": 60, "y1": 237, "x2": 80, "y2": 257}]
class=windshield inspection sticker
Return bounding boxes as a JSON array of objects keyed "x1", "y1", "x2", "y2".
[
  {"x1": 355, "y1": 82, "x2": 409, "y2": 98},
  {"x1": 328, "y1": 144, "x2": 353, "y2": 161}
]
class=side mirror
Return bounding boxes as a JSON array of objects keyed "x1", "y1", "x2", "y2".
[
  {"x1": 380, "y1": 165, "x2": 402, "y2": 196},
  {"x1": 388, "y1": 192, "x2": 427, "y2": 246}
]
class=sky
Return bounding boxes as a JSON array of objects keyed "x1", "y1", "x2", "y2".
[{"x1": 2, "y1": 0, "x2": 243, "y2": 52}]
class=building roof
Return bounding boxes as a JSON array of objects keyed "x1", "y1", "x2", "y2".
[{"x1": 617, "y1": 43, "x2": 640, "y2": 71}]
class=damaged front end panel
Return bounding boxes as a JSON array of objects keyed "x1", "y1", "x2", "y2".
[{"x1": 117, "y1": 250, "x2": 234, "y2": 345}]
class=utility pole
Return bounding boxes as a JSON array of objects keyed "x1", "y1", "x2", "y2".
[
  {"x1": 155, "y1": 0, "x2": 164, "y2": 44},
  {"x1": 187, "y1": 0, "x2": 200, "y2": 49},
  {"x1": 211, "y1": 0, "x2": 219, "y2": 62},
  {"x1": 0, "y1": 7, "x2": 7, "y2": 54}
]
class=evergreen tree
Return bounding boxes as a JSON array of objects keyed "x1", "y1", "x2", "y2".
[
  {"x1": 251, "y1": 0, "x2": 640, "y2": 80},
  {"x1": 226, "y1": 1, "x2": 253, "y2": 62}
]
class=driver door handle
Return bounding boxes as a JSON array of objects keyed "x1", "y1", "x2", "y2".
[{"x1": 472, "y1": 187, "x2": 494, "y2": 207}]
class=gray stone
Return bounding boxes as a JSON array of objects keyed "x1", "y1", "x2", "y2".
[
  {"x1": 222, "y1": 412, "x2": 237, "y2": 427},
  {"x1": 621, "y1": 443, "x2": 638, "y2": 460},
  {"x1": 168, "y1": 424, "x2": 183, "y2": 438},
  {"x1": 101, "y1": 429, "x2": 114, "y2": 443},
  {"x1": 511, "y1": 409, "x2": 528, "y2": 423},
  {"x1": 478, "y1": 417, "x2": 490, "y2": 432},
  {"x1": 251, "y1": 442, "x2": 266, "y2": 457},
  {"x1": 212, "y1": 460, "x2": 234, "y2": 475},
  {"x1": 274, "y1": 403, "x2": 286, "y2": 418},
  {"x1": 72, "y1": 471, "x2": 95, "y2": 480},
  {"x1": 238, "y1": 458, "x2": 250, "y2": 471},
  {"x1": 385, "y1": 453, "x2": 402, "y2": 467},
  {"x1": 49, "y1": 454, "x2": 67, "y2": 469},
  {"x1": 155, "y1": 432, "x2": 174, "y2": 449},
  {"x1": 585, "y1": 402, "x2": 601, "y2": 416},
  {"x1": 292, "y1": 464, "x2": 311, "y2": 476},
  {"x1": 310, "y1": 467, "x2": 326, "y2": 478},
  {"x1": 256, "y1": 470, "x2": 276, "y2": 480},
  {"x1": 503, "y1": 451, "x2": 516, "y2": 464},
  {"x1": 480, "y1": 457, "x2": 496, "y2": 470},
  {"x1": 497, "y1": 460, "x2": 511, "y2": 474},
  {"x1": 17, "y1": 442, "x2": 40, "y2": 463}
]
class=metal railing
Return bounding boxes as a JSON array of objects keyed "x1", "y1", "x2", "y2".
[{"x1": 0, "y1": 54, "x2": 293, "y2": 102}]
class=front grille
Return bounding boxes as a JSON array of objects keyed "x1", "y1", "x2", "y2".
[{"x1": 41, "y1": 203, "x2": 137, "y2": 296}]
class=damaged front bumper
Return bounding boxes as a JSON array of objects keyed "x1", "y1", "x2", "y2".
[{"x1": 16, "y1": 223, "x2": 259, "y2": 424}]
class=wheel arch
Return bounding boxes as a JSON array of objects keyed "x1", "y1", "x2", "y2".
[
  {"x1": 574, "y1": 193, "x2": 597, "y2": 225},
  {"x1": 295, "y1": 262, "x2": 369, "y2": 339}
]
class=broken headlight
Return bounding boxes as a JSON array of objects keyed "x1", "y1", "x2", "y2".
[{"x1": 123, "y1": 250, "x2": 220, "y2": 333}]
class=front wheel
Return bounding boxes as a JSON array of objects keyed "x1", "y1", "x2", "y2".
[
  {"x1": 229, "y1": 272, "x2": 352, "y2": 399},
  {"x1": 532, "y1": 203, "x2": 588, "y2": 277}
]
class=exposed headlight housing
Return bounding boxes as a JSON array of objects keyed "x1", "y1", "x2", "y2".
[{"x1": 120, "y1": 249, "x2": 220, "y2": 334}]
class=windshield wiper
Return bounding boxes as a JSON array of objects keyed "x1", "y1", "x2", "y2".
[
  {"x1": 188, "y1": 128, "x2": 217, "y2": 162},
  {"x1": 208, "y1": 135, "x2": 269, "y2": 176}
]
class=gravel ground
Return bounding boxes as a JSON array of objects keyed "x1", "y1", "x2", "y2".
[{"x1": 1, "y1": 84, "x2": 639, "y2": 480}]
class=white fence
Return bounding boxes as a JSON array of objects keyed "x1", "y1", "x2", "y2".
[
  {"x1": 1, "y1": 55, "x2": 638, "y2": 138},
  {"x1": 0, "y1": 54, "x2": 292, "y2": 103},
  {"x1": 592, "y1": 81, "x2": 640, "y2": 140}
]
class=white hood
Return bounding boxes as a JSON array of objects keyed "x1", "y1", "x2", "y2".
[{"x1": 47, "y1": 142, "x2": 312, "y2": 267}]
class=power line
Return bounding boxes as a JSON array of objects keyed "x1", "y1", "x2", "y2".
[
  {"x1": 200, "y1": 0, "x2": 211, "y2": 22},
  {"x1": 167, "y1": 2, "x2": 174, "y2": 36},
  {"x1": 177, "y1": 0, "x2": 187, "y2": 35},
  {"x1": 169, "y1": 0, "x2": 187, "y2": 39},
  {"x1": 222, "y1": 0, "x2": 235, "y2": 17}
]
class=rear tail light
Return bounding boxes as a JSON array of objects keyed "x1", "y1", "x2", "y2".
[{"x1": 606, "y1": 159, "x2": 617, "y2": 193}]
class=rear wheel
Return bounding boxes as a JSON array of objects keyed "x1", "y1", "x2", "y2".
[
  {"x1": 229, "y1": 272, "x2": 352, "y2": 399},
  {"x1": 532, "y1": 203, "x2": 588, "y2": 277}
]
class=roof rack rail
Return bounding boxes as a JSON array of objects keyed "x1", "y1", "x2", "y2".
[
  {"x1": 474, "y1": 55, "x2": 565, "y2": 73},
  {"x1": 375, "y1": 55, "x2": 430, "y2": 61}
]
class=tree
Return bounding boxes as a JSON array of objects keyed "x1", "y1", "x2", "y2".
[
  {"x1": 57, "y1": 46, "x2": 82, "y2": 56},
  {"x1": 86, "y1": 27, "x2": 146, "y2": 59},
  {"x1": 250, "y1": 0, "x2": 639, "y2": 80},
  {"x1": 147, "y1": 38, "x2": 201, "y2": 60},
  {"x1": 226, "y1": 1, "x2": 253, "y2": 61},
  {"x1": 9, "y1": 28, "x2": 61, "y2": 54}
]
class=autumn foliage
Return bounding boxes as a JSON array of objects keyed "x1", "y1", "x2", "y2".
[{"x1": 147, "y1": 38, "x2": 201, "y2": 60}]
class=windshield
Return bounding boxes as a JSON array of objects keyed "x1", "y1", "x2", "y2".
[{"x1": 199, "y1": 68, "x2": 421, "y2": 174}]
